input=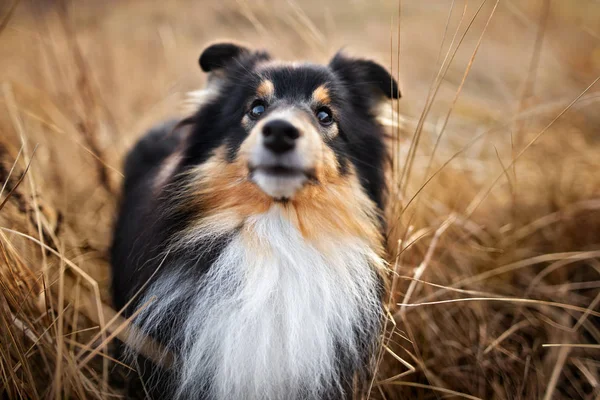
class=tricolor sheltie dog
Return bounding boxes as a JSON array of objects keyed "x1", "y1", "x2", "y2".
[{"x1": 111, "y1": 42, "x2": 400, "y2": 400}]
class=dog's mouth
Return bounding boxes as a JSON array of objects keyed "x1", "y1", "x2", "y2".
[
  {"x1": 250, "y1": 165, "x2": 308, "y2": 177},
  {"x1": 248, "y1": 164, "x2": 316, "y2": 199}
]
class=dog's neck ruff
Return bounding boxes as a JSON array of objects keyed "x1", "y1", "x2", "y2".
[{"x1": 132, "y1": 204, "x2": 384, "y2": 400}]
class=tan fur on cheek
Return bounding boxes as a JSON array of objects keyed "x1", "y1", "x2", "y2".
[
  {"x1": 314, "y1": 144, "x2": 339, "y2": 182},
  {"x1": 183, "y1": 146, "x2": 272, "y2": 225},
  {"x1": 290, "y1": 169, "x2": 384, "y2": 258}
]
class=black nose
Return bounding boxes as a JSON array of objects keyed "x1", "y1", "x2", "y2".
[{"x1": 262, "y1": 119, "x2": 300, "y2": 154}]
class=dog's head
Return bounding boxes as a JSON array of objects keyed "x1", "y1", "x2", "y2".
[{"x1": 178, "y1": 42, "x2": 399, "y2": 217}]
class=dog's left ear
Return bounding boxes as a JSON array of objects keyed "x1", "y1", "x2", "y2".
[{"x1": 329, "y1": 52, "x2": 401, "y2": 101}]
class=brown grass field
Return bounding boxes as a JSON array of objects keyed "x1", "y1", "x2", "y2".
[{"x1": 1, "y1": 0, "x2": 599, "y2": 398}]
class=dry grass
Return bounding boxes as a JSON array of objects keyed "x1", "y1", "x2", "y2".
[{"x1": 1, "y1": 0, "x2": 599, "y2": 398}]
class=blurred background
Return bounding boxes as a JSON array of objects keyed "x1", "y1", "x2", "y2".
[{"x1": 0, "y1": 0, "x2": 599, "y2": 399}]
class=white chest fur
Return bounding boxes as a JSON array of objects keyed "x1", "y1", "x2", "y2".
[{"x1": 133, "y1": 206, "x2": 383, "y2": 400}]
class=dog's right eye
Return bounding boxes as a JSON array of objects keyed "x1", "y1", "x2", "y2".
[
  {"x1": 316, "y1": 107, "x2": 334, "y2": 126},
  {"x1": 248, "y1": 100, "x2": 267, "y2": 120}
]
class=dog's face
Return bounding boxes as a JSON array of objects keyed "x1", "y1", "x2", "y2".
[
  {"x1": 179, "y1": 42, "x2": 399, "y2": 214},
  {"x1": 241, "y1": 70, "x2": 342, "y2": 200}
]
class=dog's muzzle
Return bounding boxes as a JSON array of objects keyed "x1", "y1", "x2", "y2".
[{"x1": 249, "y1": 113, "x2": 316, "y2": 200}]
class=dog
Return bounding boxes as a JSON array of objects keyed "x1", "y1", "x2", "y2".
[{"x1": 111, "y1": 41, "x2": 400, "y2": 400}]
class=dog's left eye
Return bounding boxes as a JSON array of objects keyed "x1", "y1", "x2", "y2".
[{"x1": 316, "y1": 107, "x2": 334, "y2": 126}]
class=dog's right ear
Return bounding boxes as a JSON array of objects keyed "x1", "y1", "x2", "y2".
[{"x1": 199, "y1": 42, "x2": 251, "y2": 73}]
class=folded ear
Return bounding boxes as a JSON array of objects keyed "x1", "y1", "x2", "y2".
[
  {"x1": 199, "y1": 42, "x2": 251, "y2": 72},
  {"x1": 329, "y1": 52, "x2": 400, "y2": 101}
]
